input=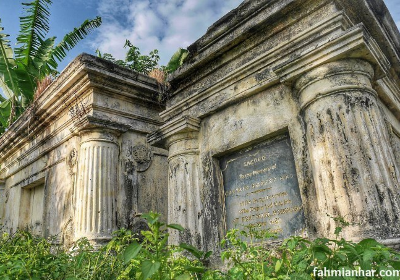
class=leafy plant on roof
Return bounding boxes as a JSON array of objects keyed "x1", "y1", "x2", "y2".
[
  {"x1": 165, "y1": 48, "x2": 188, "y2": 73},
  {"x1": 96, "y1": 40, "x2": 160, "y2": 75},
  {"x1": 0, "y1": 0, "x2": 101, "y2": 134},
  {"x1": 96, "y1": 43, "x2": 188, "y2": 104}
]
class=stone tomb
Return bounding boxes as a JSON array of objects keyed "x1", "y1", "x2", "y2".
[
  {"x1": 149, "y1": 0, "x2": 400, "y2": 254},
  {"x1": 220, "y1": 134, "x2": 305, "y2": 239},
  {"x1": 0, "y1": 55, "x2": 169, "y2": 245},
  {"x1": 1, "y1": 0, "x2": 400, "y2": 255}
]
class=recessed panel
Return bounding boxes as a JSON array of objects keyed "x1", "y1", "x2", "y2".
[{"x1": 220, "y1": 134, "x2": 305, "y2": 240}]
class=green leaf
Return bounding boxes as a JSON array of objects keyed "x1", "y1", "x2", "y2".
[
  {"x1": 175, "y1": 274, "x2": 191, "y2": 280},
  {"x1": 52, "y1": 17, "x2": 102, "y2": 62},
  {"x1": 123, "y1": 241, "x2": 142, "y2": 264},
  {"x1": 275, "y1": 260, "x2": 282, "y2": 273},
  {"x1": 167, "y1": 224, "x2": 184, "y2": 231},
  {"x1": 14, "y1": 62, "x2": 36, "y2": 105},
  {"x1": 334, "y1": 226, "x2": 342, "y2": 236},
  {"x1": 390, "y1": 260, "x2": 400, "y2": 270},
  {"x1": 312, "y1": 244, "x2": 332, "y2": 255},
  {"x1": 185, "y1": 266, "x2": 207, "y2": 273},
  {"x1": 15, "y1": 0, "x2": 52, "y2": 65},
  {"x1": 204, "y1": 251, "x2": 213, "y2": 259},
  {"x1": 179, "y1": 243, "x2": 203, "y2": 259},
  {"x1": 0, "y1": 99, "x2": 11, "y2": 109},
  {"x1": 221, "y1": 251, "x2": 231, "y2": 261},
  {"x1": 141, "y1": 260, "x2": 160, "y2": 280},
  {"x1": 0, "y1": 99, "x2": 11, "y2": 126},
  {"x1": 0, "y1": 21, "x2": 20, "y2": 99},
  {"x1": 357, "y1": 238, "x2": 381, "y2": 249},
  {"x1": 166, "y1": 48, "x2": 188, "y2": 73},
  {"x1": 363, "y1": 249, "x2": 376, "y2": 262},
  {"x1": 31, "y1": 37, "x2": 57, "y2": 79},
  {"x1": 141, "y1": 212, "x2": 160, "y2": 225},
  {"x1": 314, "y1": 251, "x2": 327, "y2": 262}
]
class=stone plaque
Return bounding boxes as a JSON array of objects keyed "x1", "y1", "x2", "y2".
[{"x1": 220, "y1": 134, "x2": 305, "y2": 240}]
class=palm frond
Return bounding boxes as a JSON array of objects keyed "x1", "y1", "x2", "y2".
[
  {"x1": 31, "y1": 37, "x2": 57, "y2": 79},
  {"x1": 14, "y1": 62, "x2": 36, "y2": 106},
  {"x1": 0, "y1": 76, "x2": 14, "y2": 100},
  {"x1": 0, "y1": 88, "x2": 6, "y2": 102},
  {"x1": 0, "y1": 20, "x2": 20, "y2": 99},
  {"x1": 53, "y1": 17, "x2": 102, "y2": 61},
  {"x1": 15, "y1": 0, "x2": 52, "y2": 65},
  {"x1": 0, "y1": 91, "x2": 7, "y2": 102},
  {"x1": 0, "y1": 99, "x2": 11, "y2": 127}
]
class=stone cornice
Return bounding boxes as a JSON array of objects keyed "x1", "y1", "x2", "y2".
[
  {"x1": 334, "y1": 0, "x2": 400, "y2": 74},
  {"x1": 169, "y1": 0, "x2": 400, "y2": 86},
  {"x1": 376, "y1": 76, "x2": 400, "y2": 120},
  {"x1": 148, "y1": 116, "x2": 200, "y2": 147},
  {"x1": 277, "y1": 24, "x2": 390, "y2": 82},
  {"x1": 169, "y1": 0, "x2": 300, "y2": 82},
  {"x1": 160, "y1": 22, "x2": 390, "y2": 122},
  {"x1": 0, "y1": 54, "x2": 162, "y2": 161}
]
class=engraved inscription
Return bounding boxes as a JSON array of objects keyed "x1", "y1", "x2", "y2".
[{"x1": 220, "y1": 134, "x2": 305, "y2": 240}]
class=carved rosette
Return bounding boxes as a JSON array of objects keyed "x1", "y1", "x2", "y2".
[
  {"x1": 129, "y1": 144, "x2": 153, "y2": 172},
  {"x1": 74, "y1": 130, "x2": 119, "y2": 242},
  {"x1": 296, "y1": 59, "x2": 400, "y2": 240}
]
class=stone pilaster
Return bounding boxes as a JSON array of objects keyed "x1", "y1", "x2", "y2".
[
  {"x1": 154, "y1": 116, "x2": 203, "y2": 247},
  {"x1": 296, "y1": 59, "x2": 400, "y2": 240},
  {"x1": 0, "y1": 180, "x2": 5, "y2": 222},
  {"x1": 74, "y1": 130, "x2": 119, "y2": 242}
]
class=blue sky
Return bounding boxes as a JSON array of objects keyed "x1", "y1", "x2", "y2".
[{"x1": 0, "y1": 0, "x2": 399, "y2": 72}]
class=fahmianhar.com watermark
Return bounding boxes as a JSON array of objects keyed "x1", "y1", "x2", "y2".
[{"x1": 313, "y1": 267, "x2": 400, "y2": 278}]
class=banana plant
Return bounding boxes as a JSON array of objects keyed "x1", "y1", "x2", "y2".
[
  {"x1": 0, "y1": 0, "x2": 101, "y2": 134},
  {"x1": 166, "y1": 48, "x2": 189, "y2": 73}
]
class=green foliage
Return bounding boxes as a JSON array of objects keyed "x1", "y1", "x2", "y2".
[
  {"x1": 96, "y1": 43, "x2": 188, "y2": 75},
  {"x1": 118, "y1": 211, "x2": 209, "y2": 280},
  {"x1": 165, "y1": 48, "x2": 188, "y2": 73},
  {"x1": 0, "y1": 231, "x2": 70, "y2": 280},
  {"x1": 96, "y1": 40, "x2": 160, "y2": 75},
  {"x1": 216, "y1": 223, "x2": 400, "y2": 280},
  {"x1": 0, "y1": 0, "x2": 101, "y2": 134},
  {"x1": 1, "y1": 215, "x2": 400, "y2": 280}
]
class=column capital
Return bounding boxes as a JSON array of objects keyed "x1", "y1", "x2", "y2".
[
  {"x1": 295, "y1": 59, "x2": 376, "y2": 110},
  {"x1": 148, "y1": 116, "x2": 200, "y2": 148},
  {"x1": 79, "y1": 128, "x2": 119, "y2": 146}
]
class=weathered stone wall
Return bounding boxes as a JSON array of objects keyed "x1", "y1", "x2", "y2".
[
  {"x1": 0, "y1": 54, "x2": 169, "y2": 245},
  {"x1": 149, "y1": 0, "x2": 400, "y2": 255}
]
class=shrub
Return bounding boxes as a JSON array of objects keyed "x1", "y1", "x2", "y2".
[{"x1": 0, "y1": 215, "x2": 399, "y2": 280}]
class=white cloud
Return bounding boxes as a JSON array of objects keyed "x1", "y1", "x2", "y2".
[{"x1": 92, "y1": 0, "x2": 243, "y2": 65}]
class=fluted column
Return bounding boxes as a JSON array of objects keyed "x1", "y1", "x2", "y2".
[
  {"x1": 296, "y1": 59, "x2": 400, "y2": 240},
  {"x1": 163, "y1": 117, "x2": 203, "y2": 248},
  {"x1": 74, "y1": 130, "x2": 119, "y2": 242},
  {"x1": 0, "y1": 180, "x2": 4, "y2": 222}
]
